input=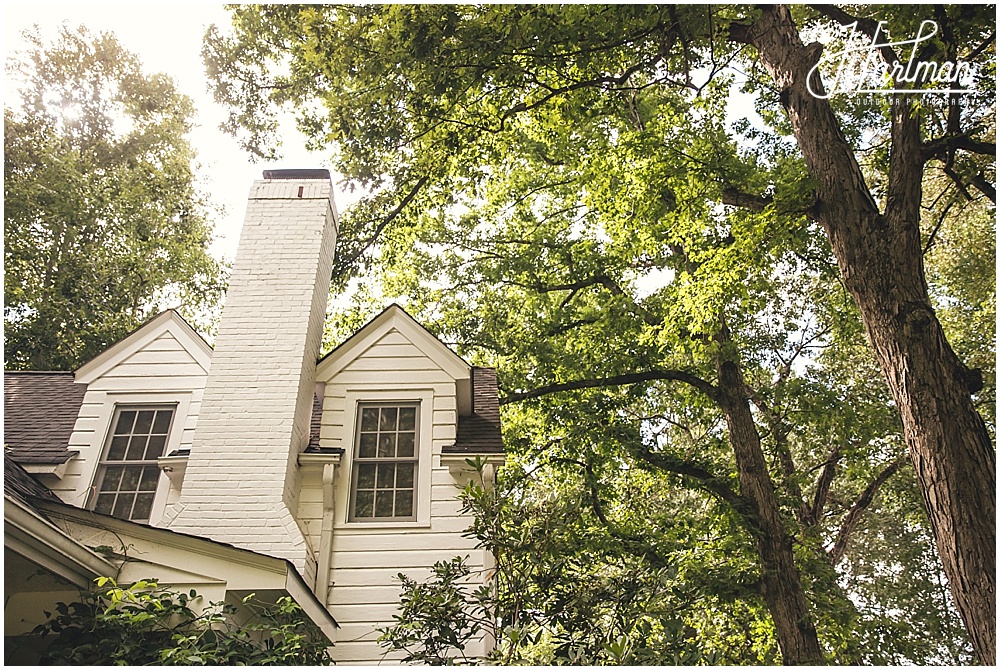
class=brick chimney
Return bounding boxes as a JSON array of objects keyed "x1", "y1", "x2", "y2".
[{"x1": 165, "y1": 170, "x2": 337, "y2": 576}]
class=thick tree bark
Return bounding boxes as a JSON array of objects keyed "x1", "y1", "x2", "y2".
[
  {"x1": 743, "y1": 6, "x2": 996, "y2": 663},
  {"x1": 715, "y1": 330, "x2": 825, "y2": 665}
]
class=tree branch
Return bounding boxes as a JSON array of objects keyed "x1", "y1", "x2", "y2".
[
  {"x1": 333, "y1": 175, "x2": 429, "y2": 273},
  {"x1": 500, "y1": 368, "x2": 720, "y2": 406},
  {"x1": 633, "y1": 448, "x2": 758, "y2": 531},
  {"x1": 923, "y1": 134, "x2": 998, "y2": 161},
  {"x1": 806, "y1": 445, "x2": 841, "y2": 526},
  {"x1": 810, "y1": 5, "x2": 899, "y2": 64},
  {"x1": 827, "y1": 456, "x2": 907, "y2": 565},
  {"x1": 721, "y1": 187, "x2": 773, "y2": 212}
]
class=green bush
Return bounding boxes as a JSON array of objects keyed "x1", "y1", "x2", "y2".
[{"x1": 32, "y1": 577, "x2": 332, "y2": 665}]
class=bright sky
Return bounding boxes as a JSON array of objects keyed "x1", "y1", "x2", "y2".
[{"x1": 3, "y1": 2, "x2": 361, "y2": 263}]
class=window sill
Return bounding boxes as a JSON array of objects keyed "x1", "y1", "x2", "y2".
[{"x1": 333, "y1": 520, "x2": 432, "y2": 531}]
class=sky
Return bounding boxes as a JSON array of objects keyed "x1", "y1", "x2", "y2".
[{"x1": 3, "y1": 2, "x2": 362, "y2": 263}]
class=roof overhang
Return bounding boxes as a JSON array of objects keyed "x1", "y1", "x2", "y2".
[
  {"x1": 32, "y1": 500, "x2": 339, "y2": 643},
  {"x1": 4, "y1": 494, "x2": 117, "y2": 589}
]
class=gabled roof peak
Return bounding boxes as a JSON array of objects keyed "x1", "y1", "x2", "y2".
[{"x1": 316, "y1": 303, "x2": 470, "y2": 381}]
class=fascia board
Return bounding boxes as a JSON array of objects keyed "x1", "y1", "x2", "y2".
[
  {"x1": 284, "y1": 564, "x2": 341, "y2": 641},
  {"x1": 37, "y1": 501, "x2": 288, "y2": 579},
  {"x1": 75, "y1": 311, "x2": 212, "y2": 384},
  {"x1": 4, "y1": 495, "x2": 117, "y2": 587}
]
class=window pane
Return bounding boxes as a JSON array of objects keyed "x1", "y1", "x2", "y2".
[
  {"x1": 395, "y1": 490, "x2": 414, "y2": 517},
  {"x1": 126, "y1": 436, "x2": 148, "y2": 460},
  {"x1": 132, "y1": 493, "x2": 155, "y2": 521},
  {"x1": 376, "y1": 464, "x2": 395, "y2": 489},
  {"x1": 115, "y1": 411, "x2": 137, "y2": 435},
  {"x1": 379, "y1": 407, "x2": 398, "y2": 431},
  {"x1": 396, "y1": 463, "x2": 414, "y2": 489},
  {"x1": 134, "y1": 411, "x2": 155, "y2": 435},
  {"x1": 398, "y1": 407, "x2": 416, "y2": 431},
  {"x1": 360, "y1": 408, "x2": 379, "y2": 431},
  {"x1": 108, "y1": 436, "x2": 129, "y2": 461},
  {"x1": 151, "y1": 410, "x2": 172, "y2": 434},
  {"x1": 378, "y1": 434, "x2": 396, "y2": 458},
  {"x1": 121, "y1": 466, "x2": 141, "y2": 492},
  {"x1": 355, "y1": 491, "x2": 374, "y2": 517},
  {"x1": 145, "y1": 435, "x2": 167, "y2": 460},
  {"x1": 101, "y1": 466, "x2": 124, "y2": 492},
  {"x1": 357, "y1": 464, "x2": 376, "y2": 489},
  {"x1": 113, "y1": 493, "x2": 135, "y2": 519},
  {"x1": 374, "y1": 490, "x2": 394, "y2": 517},
  {"x1": 397, "y1": 433, "x2": 415, "y2": 458},
  {"x1": 94, "y1": 493, "x2": 115, "y2": 515},
  {"x1": 139, "y1": 466, "x2": 159, "y2": 491},
  {"x1": 358, "y1": 433, "x2": 377, "y2": 459}
]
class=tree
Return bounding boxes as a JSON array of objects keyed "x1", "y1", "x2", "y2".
[
  {"x1": 203, "y1": 4, "x2": 994, "y2": 663},
  {"x1": 4, "y1": 25, "x2": 225, "y2": 371},
  {"x1": 26, "y1": 577, "x2": 332, "y2": 665}
]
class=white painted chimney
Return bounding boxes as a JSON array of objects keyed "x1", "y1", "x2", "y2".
[{"x1": 165, "y1": 170, "x2": 338, "y2": 577}]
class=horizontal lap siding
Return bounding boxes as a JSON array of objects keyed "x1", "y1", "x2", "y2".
[
  {"x1": 59, "y1": 333, "x2": 208, "y2": 505},
  {"x1": 308, "y1": 327, "x2": 489, "y2": 664}
]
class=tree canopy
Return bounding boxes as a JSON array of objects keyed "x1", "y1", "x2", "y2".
[
  {"x1": 4, "y1": 25, "x2": 225, "y2": 371},
  {"x1": 203, "y1": 4, "x2": 994, "y2": 664}
]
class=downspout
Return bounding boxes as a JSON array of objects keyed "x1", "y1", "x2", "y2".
[{"x1": 315, "y1": 462, "x2": 337, "y2": 607}]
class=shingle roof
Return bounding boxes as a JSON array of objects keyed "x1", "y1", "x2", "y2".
[
  {"x1": 446, "y1": 367, "x2": 504, "y2": 455},
  {"x1": 4, "y1": 372, "x2": 86, "y2": 464},
  {"x1": 4, "y1": 452, "x2": 62, "y2": 507},
  {"x1": 308, "y1": 383, "x2": 324, "y2": 450}
]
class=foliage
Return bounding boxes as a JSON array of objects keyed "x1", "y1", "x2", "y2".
[
  {"x1": 31, "y1": 577, "x2": 332, "y2": 665},
  {"x1": 379, "y1": 556, "x2": 493, "y2": 665},
  {"x1": 4, "y1": 25, "x2": 225, "y2": 370},
  {"x1": 206, "y1": 4, "x2": 991, "y2": 664},
  {"x1": 379, "y1": 459, "x2": 721, "y2": 666}
]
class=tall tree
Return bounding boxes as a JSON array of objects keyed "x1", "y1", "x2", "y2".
[
  {"x1": 204, "y1": 4, "x2": 994, "y2": 662},
  {"x1": 5, "y1": 26, "x2": 224, "y2": 371}
]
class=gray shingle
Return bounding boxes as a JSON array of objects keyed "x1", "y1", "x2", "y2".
[
  {"x1": 4, "y1": 452, "x2": 61, "y2": 506},
  {"x1": 4, "y1": 372, "x2": 86, "y2": 464},
  {"x1": 446, "y1": 367, "x2": 504, "y2": 454}
]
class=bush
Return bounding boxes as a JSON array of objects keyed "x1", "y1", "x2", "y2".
[{"x1": 31, "y1": 577, "x2": 332, "y2": 665}]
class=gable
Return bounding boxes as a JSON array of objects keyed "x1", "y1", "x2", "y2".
[
  {"x1": 75, "y1": 310, "x2": 212, "y2": 385},
  {"x1": 316, "y1": 304, "x2": 470, "y2": 384}
]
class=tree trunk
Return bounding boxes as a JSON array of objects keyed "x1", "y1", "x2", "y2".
[
  {"x1": 715, "y1": 332, "x2": 825, "y2": 665},
  {"x1": 745, "y1": 6, "x2": 996, "y2": 663}
]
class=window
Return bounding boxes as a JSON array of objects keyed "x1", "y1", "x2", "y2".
[
  {"x1": 350, "y1": 404, "x2": 418, "y2": 521},
  {"x1": 93, "y1": 406, "x2": 174, "y2": 522}
]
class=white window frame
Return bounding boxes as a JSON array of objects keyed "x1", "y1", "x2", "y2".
[
  {"x1": 348, "y1": 402, "x2": 420, "y2": 522},
  {"x1": 91, "y1": 403, "x2": 177, "y2": 522},
  {"x1": 336, "y1": 389, "x2": 434, "y2": 528},
  {"x1": 78, "y1": 391, "x2": 192, "y2": 526}
]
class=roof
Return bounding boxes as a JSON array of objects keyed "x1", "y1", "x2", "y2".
[
  {"x1": 4, "y1": 372, "x2": 86, "y2": 464},
  {"x1": 446, "y1": 367, "x2": 504, "y2": 454},
  {"x1": 3, "y1": 453, "x2": 62, "y2": 507}
]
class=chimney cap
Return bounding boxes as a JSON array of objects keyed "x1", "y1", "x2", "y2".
[{"x1": 262, "y1": 169, "x2": 331, "y2": 181}]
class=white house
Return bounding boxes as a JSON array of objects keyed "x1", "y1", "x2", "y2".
[{"x1": 4, "y1": 170, "x2": 504, "y2": 664}]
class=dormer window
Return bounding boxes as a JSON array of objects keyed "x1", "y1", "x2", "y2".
[
  {"x1": 350, "y1": 404, "x2": 419, "y2": 521},
  {"x1": 92, "y1": 405, "x2": 174, "y2": 522}
]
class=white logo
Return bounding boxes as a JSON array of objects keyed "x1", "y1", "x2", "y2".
[{"x1": 807, "y1": 20, "x2": 976, "y2": 98}]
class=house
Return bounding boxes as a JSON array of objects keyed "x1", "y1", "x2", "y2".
[{"x1": 4, "y1": 170, "x2": 504, "y2": 664}]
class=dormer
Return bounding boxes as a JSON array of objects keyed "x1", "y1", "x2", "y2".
[{"x1": 313, "y1": 304, "x2": 502, "y2": 527}]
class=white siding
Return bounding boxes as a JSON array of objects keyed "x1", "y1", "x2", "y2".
[
  {"x1": 58, "y1": 331, "x2": 208, "y2": 525},
  {"x1": 299, "y1": 326, "x2": 490, "y2": 664}
]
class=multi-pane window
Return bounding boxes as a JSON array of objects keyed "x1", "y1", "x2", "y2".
[
  {"x1": 93, "y1": 406, "x2": 173, "y2": 522},
  {"x1": 350, "y1": 404, "x2": 418, "y2": 521}
]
